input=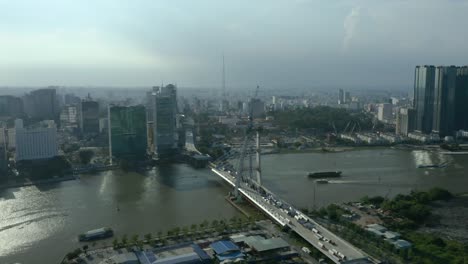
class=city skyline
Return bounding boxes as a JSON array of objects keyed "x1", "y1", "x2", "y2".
[{"x1": 1, "y1": 1, "x2": 468, "y2": 88}]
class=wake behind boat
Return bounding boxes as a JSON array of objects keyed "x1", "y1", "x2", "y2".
[{"x1": 417, "y1": 162, "x2": 447, "y2": 169}]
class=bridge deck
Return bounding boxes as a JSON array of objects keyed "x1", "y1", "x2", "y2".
[{"x1": 212, "y1": 168, "x2": 372, "y2": 264}]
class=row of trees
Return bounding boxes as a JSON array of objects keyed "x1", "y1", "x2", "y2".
[{"x1": 111, "y1": 216, "x2": 257, "y2": 249}]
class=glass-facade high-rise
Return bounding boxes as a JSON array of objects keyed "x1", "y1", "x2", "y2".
[
  {"x1": 432, "y1": 66, "x2": 457, "y2": 136},
  {"x1": 108, "y1": 105, "x2": 147, "y2": 161},
  {"x1": 413, "y1": 65, "x2": 468, "y2": 137},
  {"x1": 455, "y1": 66, "x2": 468, "y2": 130},
  {"x1": 413, "y1": 65, "x2": 436, "y2": 134},
  {"x1": 151, "y1": 84, "x2": 178, "y2": 158}
]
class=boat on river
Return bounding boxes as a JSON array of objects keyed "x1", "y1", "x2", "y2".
[
  {"x1": 308, "y1": 171, "x2": 342, "y2": 178},
  {"x1": 78, "y1": 227, "x2": 113, "y2": 242}
]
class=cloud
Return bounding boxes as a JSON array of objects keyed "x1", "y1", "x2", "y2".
[
  {"x1": 0, "y1": 29, "x2": 165, "y2": 69},
  {"x1": 343, "y1": 6, "x2": 361, "y2": 51}
]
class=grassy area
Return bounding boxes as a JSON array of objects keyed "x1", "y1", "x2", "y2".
[{"x1": 317, "y1": 188, "x2": 468, "y2": 264}]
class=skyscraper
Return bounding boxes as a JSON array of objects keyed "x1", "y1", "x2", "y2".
[
  {"x1": 81, "y1": 100, "x2": 100, "y2": 135},
  {"x1": 108, "y1": 105, "x2": 147, "y2": 162},
  {"x1": 150, "y1": 84, "x2": 178, "y2": 158},
  {"x1": 432, "y1": 66, "x2": 457, "y2": 136},
  {"x1": 23, "y1": 88, "x2": 59, "y2": 121},
  {"x1": 455, "y1": 66, "x2": 468, "y2": 130},
  {"x1": 413, "y1": 65, "x2": 436, "y2": 134}
]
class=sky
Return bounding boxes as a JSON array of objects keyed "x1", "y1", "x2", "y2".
[{"x1": 1, "y1": 0, "x2": 468, "y2": 89}]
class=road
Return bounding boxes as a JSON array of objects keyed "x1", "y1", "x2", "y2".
[{"x1": 211, "y1": 167, "x2": 373, "y2": 264}]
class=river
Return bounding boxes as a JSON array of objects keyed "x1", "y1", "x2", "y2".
[{"x1": 1, "y1": 148, "x2": 467, "y2": 263}]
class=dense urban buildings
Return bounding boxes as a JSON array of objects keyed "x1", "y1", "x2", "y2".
[
  {"x1": 413, "y1": 65, "x2": 468, "y2": 137},
  {"x1": 80, "y1": 99, "x2": 100, "y2": 135},
  {"x1": 108, "y1": 105, "x2": 147, "y2": 162},
  {"x1": 150, "y1": 84, "x2": 178, "y2": 159},
  {"x1": 23, "y1": 88, "x2": 59, "y2": 121},
  {"x1": 14, "y1": 119, "x2": 59, "y2": 161}
]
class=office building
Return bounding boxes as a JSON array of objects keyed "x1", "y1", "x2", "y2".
[
  {"x1": 108, "y1": 105, "x2": 147, "y2": 161},
  {"x1": 432, "y1": 66, "x2": 457, "y2": 136},
  {"x1": 455, "y1": 66, "x2": 468, "y2": 130},
  {"x1": 396, "y1": 108, "x2": 416, "y2": 136},
  {"x1": 150, "y1": 84, "x2": 178, "y2": 158},
  {"x1": 81, "y1": 100, "x2": 100, "y2": 135},
  {"x1": 414, "y1": 65, "x2": 468, "y2": 137},
  {"x1": 23, "y1": 88, "x2": 59, "y2": 121},
  {"x1": 60, "y1": 105, "x2": 79, "y2": 131},
  {"x1": 15, "y1": 119, "x2": 58, "y2": 161},
  {"x1": 413, "y1": 66, "x2": 436, "y2": 134},
  {"x1": 0, "y1": 95, "x2": 24, "y2": 119},
  {"x1": 378, "y1": 103, "x2": 393, "y2": 121},
  {"x1": 338, "y1": 89, "x2": 344, "y2": 104}
]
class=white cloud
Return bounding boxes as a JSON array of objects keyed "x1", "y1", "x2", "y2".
[
  {"x1": 0, "y1": 30, "x2": 165, "y2": 68},
  {"x1": 343, "y1": 6, "x2": 361, "y2": 51}
]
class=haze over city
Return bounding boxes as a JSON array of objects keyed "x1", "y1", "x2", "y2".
[
  {"x1": 1, "y1": 1, "x2": 468, "y2": 264},
  {"x1": 2, "y1": 0, "x2": 468, "y2": 88}
]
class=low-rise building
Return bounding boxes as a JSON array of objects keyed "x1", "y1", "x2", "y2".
[
  {"x1": 407, "y1": 131, "x2": 440, "y2": 143},
  {"x1": 15, "y1": 119, "x2": 58, "y2": 161}
]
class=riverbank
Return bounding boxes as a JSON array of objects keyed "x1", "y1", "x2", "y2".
[{"x1": 0, "y1": 174, "x2": 76, "y2": 190}]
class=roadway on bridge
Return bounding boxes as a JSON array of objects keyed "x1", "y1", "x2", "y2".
[{"x1": 211, "y1": 167, "x2": 371, "y2": 264}]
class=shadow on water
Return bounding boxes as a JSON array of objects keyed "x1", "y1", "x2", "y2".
[
  {"x1": 112, "y1": 171, "x2": 145, "y2": 203},
  {"x1": 35, "y1": 182, "x2": 64, "y2": 192},
  {"x1": 154, "y1": 164, "x2": 220, "y2": 191}
]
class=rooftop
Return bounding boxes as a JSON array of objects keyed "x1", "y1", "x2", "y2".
[
  {"x1": 210, "y1": 240, "x2": 240, "y2": 255},
  {"x1": 244, "y1": 236, "x2": 290, "y2": 252}
]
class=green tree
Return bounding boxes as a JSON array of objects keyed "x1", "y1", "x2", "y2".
[
  {"x1": 144, "y1": 233, "x2": 152, "y2": 241},
  {"x1": 121, "y1": 234, "x2": 128, "y2": 245},
  {"x1": 78, "y1": 150, "x2": 94, "y2": 164},
  {"x1": 182, "y1": 226, "x2": 189, "y2": 236},
  {"x1": 211, "y1": 220, "x2": 219, "y2": 229},
  {"x1": 157, "y1": 231, "x2": 162, "y2": 238},
  {"x1": 191, "y1": 224, "x2": 197, "y2": 233},
  {"x1": 132, "y1": 234, "x2": 139, "y2": 245},
  {"x1": 112, "y1": 238, "x2": 119, "y2": 249}
]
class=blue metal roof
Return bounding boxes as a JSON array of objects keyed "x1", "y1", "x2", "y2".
[
  {"x1": 153, "y1": 252, "x2": 201, "y2": 264},
  {"x1": 210, "y1": 240, "x2": 240, "y2": 255},
  {"x1": 191, "y1": 244, "x2": 211, "y2": 261},
  {"x1": 217, "y1": 251, "x2": 245, "y2": 261}
]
